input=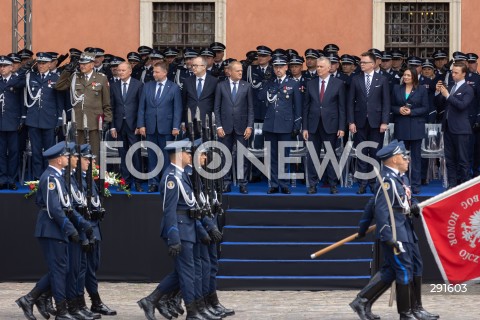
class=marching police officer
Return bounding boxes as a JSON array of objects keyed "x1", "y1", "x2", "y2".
[
  {"x1": 24, "y1": 52, "x2": 65, "y2": 180},
  {"x1": 16, "y1": 142, "x2": 80, "y2": 320},
  {"x1": 0, "y1": 55, "x2": 25, "y2": 190},
  {"x1": 259, "y1": 56, "x2": 302, "y2": 194},
  {"x1": 138, "y1": 140, "x2": 204, "y2": 320}
]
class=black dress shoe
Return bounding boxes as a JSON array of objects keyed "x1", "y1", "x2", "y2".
[
  {"x1": 267, "y1": 187, "x2": 279, "y2": 194},
  {"x1": 356, "y1": 185, "x2": 367, "y2": 194},
  {"x1": 135, "y1": 182, "x2": 144, "y2": 192},
  {"x1": 9, "y1": 183, "x2": 18, "y2": 190},
  {"x1": 0, "y1": 184, "x2": 5, "y2": 190},
  {"x1": 421, "y1": 178, "x2": 428, "y2": 186},
  {"x1": 239, "y1": 186, "x2": 248, "y2": 194},
  {"x1": 330, "y1": 185, "x2": 338, "y2": 194},
  {"x1": 223, "y1": 184, "x2": 232, "y2": 193},
  {"x1": 147, "y1": 185, "x2": 158, "y2": 193},
  {"x1": 306, "y1": 186, "x2": 317, "y2": 194},
  {"x1": 281, "y1": 187, "x2": 291, "y2": 194}
]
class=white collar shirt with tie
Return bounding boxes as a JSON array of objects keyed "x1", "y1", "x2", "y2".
[
  {"x1": 196, "y1": 75, "x2": 206, "y2": 91},
  {"x1": 230, "y1": 79, "x2": 239, "y2": 90},
  {"x1": 447, "y1": 79, "x2": 465, "y2": 99},
  {"x1": 84, "y1": 71, "x2": 93, "y2": 82},
  {"x1": 319, "y1": 75, "x2": 330, "y2": 92}
]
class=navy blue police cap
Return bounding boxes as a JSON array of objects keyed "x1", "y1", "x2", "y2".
[
  {"x1": 381, "y1": 51, "x2": 392, "y2": 60},
  {"x1": 326, "y1": 53, "x2": 339, "y2": 64},
  {"x1": 7, "y1": 53, "x2": 21, "y2": 63},
  {"x1": 165, "y1": 139, "x2": 192, "y2": 154},
  {"x1": 127, "y1": 52, "x2": 141, "y2": 62},
  {"x1": 47, "y1": 52, "x2": 59, "y2": 60},
  {"x1": 305, "y1": 48, "x2": 320, "y2": 59},
  {"x1": 69, "y1": 48, "x2": 82, "y2": 58},
  {"x1": 422, "y1": 59, "x2": 434, "y2": 69},
  {"x1": 467, "y1": 53, "x2": 478, "y2": 62},
  {"x1": 391, "y1": 49, "x2": 404, "y2": 59},
  {"x1": 18, "y1": 48, "x2": 34, "y2": 59},
  {"x1": 272, "y1": 56, "x2": 288, "y2": 66},
  {"x1": 149, "y1": 49, "x2": 164, "y2": 59},
  {"x1": 36, "y1": 52, "x2": 53, "y2": 62},
  {"x1": 340, "y1": 54, "x2": 355, "y2": 64},
  {"x1": 407, "y1": 56, "x2": 422, "y2": 66},
  {"x1": 369, "y1": 48, "x2": 382, "y2": 59},
  {"x1": 432, "y1": 49, "x2": 448, "y2": 60},
  {"x1": 80, "y1": 144, "x2": 94, "y2": 158},
  {"x1": 210, "y1": 42, "x2": 226, "y2": 52},
  {"x1": 43, "y1": 142, "x2": 71, "y2": 160},
  {"x1": 453, "y1": 51, "x2": 467, "y2": 61},
  {"x1": 184, "y1": 48, "x2": 199, "y2": 59},
  {"x1": 222, "y1": 58, "x2": 237, "y2": 68},
  {"x1": 288, "y1": 55, "x2": 304, "y2": 65},
  {"x1": 200, "y1": 48, "x2": 215, "y2": 57},
  {"x1": 286, "y1": 49, "x2": 298, "y2": 57},
  {"x1": 257, "y1": 45, "x2": 272, "y2": 56},
  {"x1": 323, "y1": 44, "x2": 340, "y2": 54},
  {"x1": 163, "y1": 48, "x2": 179, "y2": 57},
  {"x1": 110, "y1": 56, "x2": 125, "y2": 66},
  {"x1": 138, "y1": 46, "x2": 153, "y2": 56},
  {"x1": 376, "y1": 139, "x2": 408, "y2": 160},
  {"x1": 0, "y1": 56, "x2": 13, "y2": 65}
]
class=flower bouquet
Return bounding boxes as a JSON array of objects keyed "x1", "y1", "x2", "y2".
[
  {"x1": 24, "y1": 180, "x2": 39, "y2": 199},
  {"x1": 93, "y1": 166, "x2": 131, "y2": 197}
]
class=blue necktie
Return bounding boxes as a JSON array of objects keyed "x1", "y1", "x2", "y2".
[
  {"x1": 155, "y1": 82, "x2": 163, "y2": 103},
  {"x1": 197, "y1": 78, "x2": 203, "y2": 98},
  {"x1": 231, "y1": 82, "x2": 237, "y2": 101}
]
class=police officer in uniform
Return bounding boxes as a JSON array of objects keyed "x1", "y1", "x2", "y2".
[
  {"x1": 16, "y1": 142, "x2": 80, "y2": 320},
  {"x1": 302, "y1": 49, "x2": 320, "y2": 82},
  {"x1": 351, "y1": 140, "x2": 439, "y2": 320},
  {"x1": 24, "y1": 52, "x2": 65, "y2": 179},
  {"x1": 210, "y1": 42, "x2": 226, "y2": 78},
  {"x1": 0, "y1": 55, "x2": 25, "y2": 190},
  {"x1": 173, "y1": 48, "x2": 197, "y2": 91},
  {"x1": 138, "y1": 140, "x2": 205, "y2": 320},
  {"x1": 259, "y1": 56, "x2": 302, "y2": 194}
]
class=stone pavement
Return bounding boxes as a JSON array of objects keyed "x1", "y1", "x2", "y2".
[{"x1": 1, "y1": 282, "x2": 478, "y2": 320}]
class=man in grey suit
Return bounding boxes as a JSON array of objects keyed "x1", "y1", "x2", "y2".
[
  {"x1": 110, "y1": 62, "x2": 144, "y2": 191},
  {"x1": 214, "y1": 61, "x2": 254, "y2": 193},
  {"x1": 303, "y1": 57, "x2": 346, "y2": 194},
  {"x1": 137, "y1": 62, "x2": 182, "y2": 193}
]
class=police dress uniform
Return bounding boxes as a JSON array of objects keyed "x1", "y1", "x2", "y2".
[
  {"x1": 259, "y1": 59, "x2": 302, "y2": 192},
  {"x1": 138, "y1": 142, "x2": 206, "y2": 319},
  {"x1": 25, "y1": 53, "x2": 65, "y2": 179},
  {"x1": 0, "y1": 56, "x2": 26, "y2": 189},
  {"x1": 16, "y1": 142, "x2": 80, "y2": 320}
]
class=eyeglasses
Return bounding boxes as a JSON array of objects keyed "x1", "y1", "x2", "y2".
[
  {"x1": 192, "y1": 64, "x2": 205, "y2": 68},
  {"x1": 359, "y1": 61, "x2": 374, "y2": 65}
]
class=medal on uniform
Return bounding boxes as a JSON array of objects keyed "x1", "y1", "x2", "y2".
[
  {"x1": 48, "y1": 182, "x2": 55, "y2": 190},
  {"x1": 167, "y1": 180, "x2": 175, "y2": 189}
]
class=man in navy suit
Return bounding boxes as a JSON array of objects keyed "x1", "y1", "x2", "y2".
[
  {"x1": 110, "y1": 62, "x2": 144, "y2": 192},
  {"x1": 434, "y1": 63, "x2": 474, "y2": 188},
  {"x1": 347, "y1": 52, "x2": 390, "y2": 194},
  {"x1": 0, "y1": 55, "x2": 25, "y2": 190},
  {"x1": 138, "y1": 61, "x2": 182, "y2": 193},
  {"x1": 182, "y1": 56, "x2": 218, "y2": 134},
  {"x1": 24, "y1": 52, "x2": 64, "y2": 180},
  {"x1": 303, "y1": 57, "x2": 346, "y2": 194},
  {"x1": 214, "y1": 61, "x2": 254, "y2": 194}
]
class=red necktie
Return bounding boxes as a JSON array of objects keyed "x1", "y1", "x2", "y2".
[{"x1": 320, "y1": 80, "x2": 325, "y2": 102}]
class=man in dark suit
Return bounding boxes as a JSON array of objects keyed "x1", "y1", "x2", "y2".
[
  {"x1": 347, "y1": 52, "x2": 390, "y2": 194},
  {"x1": 110, "y1": 62, "x2": 144, "y2": 192},
  {"x1": 303, "y1": 57, "x2": 346, "y2": 194},
  {"x1": 214, "y1": 61, "x2": 254, "y2": 194},
  {"x1": 182, "y1": 56, "x2": 218, "y2": 134},
  {"x1": 434, "y1": 63, "x2": 474, "y2": 188},
  {"x1": 0, "y1": 55, "x2": 25, "y2": 190},
  {"x1": 137, "y1": 61, "x2": 182, "y2": 193}
]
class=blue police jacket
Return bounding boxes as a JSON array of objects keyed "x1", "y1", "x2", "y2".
[{"x1": 0, "y1": 73, "x2": 25, "y2": 131}]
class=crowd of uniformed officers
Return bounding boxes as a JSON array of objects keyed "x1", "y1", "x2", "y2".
[{"x1": 1, "y1": 42, "x2": 479, "y2": 198}]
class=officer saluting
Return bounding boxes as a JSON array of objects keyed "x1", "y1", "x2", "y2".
[
  {"x1": 16, "y1": 142, "x2": 80, "y2": 320},
  {"x1": 138, "y1": 140, "x2": 205, "y2": 320}
]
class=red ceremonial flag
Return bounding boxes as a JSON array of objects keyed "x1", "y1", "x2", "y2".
[{"x1": 420, "y1": 176, "x2": 480, "y2": 284}]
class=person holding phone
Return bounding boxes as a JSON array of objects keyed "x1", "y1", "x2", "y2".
[{"x1": 391, "y1": 67, "x2": 429, "y2": 193}]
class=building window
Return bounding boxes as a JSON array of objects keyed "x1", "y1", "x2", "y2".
[
  {"x1": 385, "y1": 2, "x2": 449, "y2": 58},
  {"x1": 152, "y1": 2, "x2": 215, "y2": 50}
]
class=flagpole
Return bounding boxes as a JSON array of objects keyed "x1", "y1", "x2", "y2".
[{"x1": 418, "y1": 176, "x2": 480, "y2": 209}]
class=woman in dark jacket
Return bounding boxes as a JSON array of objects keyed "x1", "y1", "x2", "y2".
[{"x1": 391, "y1": 67, "x2": 429, "y2": 193}]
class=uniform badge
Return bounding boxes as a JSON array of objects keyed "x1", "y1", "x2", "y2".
[
  {"x1": 48, "y1": 182, "x2": 56, "y2": 190},
  {"x1": 167, "y1": 180, "x2": 175, "y2": 189},
  {"x1": 383, "y1": 182, "x2": 390, "y2": 190}
]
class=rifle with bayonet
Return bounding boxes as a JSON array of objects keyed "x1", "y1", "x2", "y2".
[
  {"x1": 98, "y1": 116, "x2": 105, "y2": 198},
  {"x1": 211, "y1": 112, "x2": 224, "y2": 217},
  {"x1": 201, "y1": 114, "x2": 214, "y2": 218},
  {"x1": 83, "y1": 114, "x2": 93, "y2": 219},
  {"x1": 62, "y1": 110, "x2": 74, "y2": 218},
  {"x1": 187, "y1": 108, "x2": 204, "y2": 219},
  {"x1": 72, "y1": 109, "x2": 88, "y2": 218}
]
